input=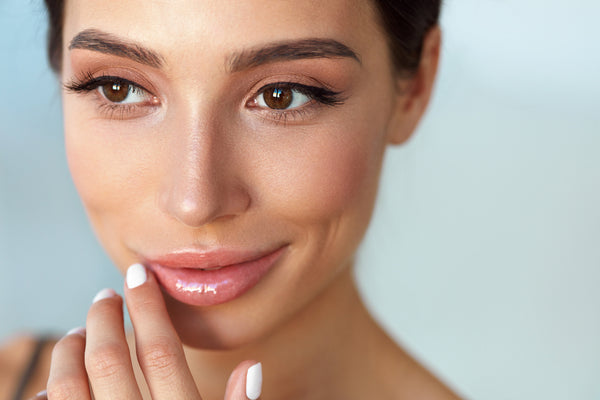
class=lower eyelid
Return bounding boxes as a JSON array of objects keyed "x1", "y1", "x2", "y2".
[{"x1": 96, "y1": 102, "x2": 160, "y2": 121}]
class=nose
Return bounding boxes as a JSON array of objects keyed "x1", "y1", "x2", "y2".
[{"x1": 158, "y1": 117, "x2": 250, "y2": 228}]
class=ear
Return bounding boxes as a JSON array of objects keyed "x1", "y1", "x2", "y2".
[{"x1": 387, "y1": 25, "x2": 442, "y2": 145}]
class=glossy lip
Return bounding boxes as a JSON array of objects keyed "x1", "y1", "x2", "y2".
[{"x1": 143, "y1": 245, "x2": 288, "y2": 307}]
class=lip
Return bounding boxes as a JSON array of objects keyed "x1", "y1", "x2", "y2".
[{"x1": 143, "y1": 245, "x2": 288, "y2": 307}]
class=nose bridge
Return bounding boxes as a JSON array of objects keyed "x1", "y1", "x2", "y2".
[{"x1": 159, "y1": 108, "x2": 249, "y2": 227}]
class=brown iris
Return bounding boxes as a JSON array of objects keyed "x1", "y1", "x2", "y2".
[
  {"x1": 263, "y1": 87, "x2": 293, "y2": 109},
  {"x1": 101, "y1": 82, "x2": 129, "y2": 103}
]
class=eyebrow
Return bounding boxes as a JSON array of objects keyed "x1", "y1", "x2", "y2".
[
  {"x1": 69, "y1": 29, "x2": 165, "y2": 68},
  {"x1": 68, "y1": 29, "x2": 360, "y2": 72},
  {"x1": 227, "y1": 38, "x2": 360, "y2": 72}
]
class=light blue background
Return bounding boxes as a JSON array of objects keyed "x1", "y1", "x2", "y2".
[{"x1": 1, "y1": 1, "x2": 599, "y2": 399}]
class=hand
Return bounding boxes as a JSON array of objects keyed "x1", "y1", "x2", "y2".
[{"x1": 37, "y1": 264, "x2": 263, "y2": 400}]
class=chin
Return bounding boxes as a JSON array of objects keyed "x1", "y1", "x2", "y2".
[{"x1": 163, "y1": 289, "x2": 282, "y2": 350}]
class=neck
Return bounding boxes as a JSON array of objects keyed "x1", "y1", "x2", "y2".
[{"x1": 181, "y1": 266, "x2": 402, "y2": 400}]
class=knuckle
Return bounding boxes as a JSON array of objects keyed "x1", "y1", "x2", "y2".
[
  {"x1": 138, "y1": 337, "x2": 181, "y2": 379},
  {"x1": 47, "y1": 377, "x2": 83, "y2": 400},
  {"x1": 85, "y1": 342, "x2": 129, "y2": 379}
]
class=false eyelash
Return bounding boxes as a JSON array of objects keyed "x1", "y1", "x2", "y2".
[
  {"x1": 63, "y1": 71, "x2": 150, "y2": 95},
  {"x1": 256, "y1": 82, "x2": 345, "y2": 107}
]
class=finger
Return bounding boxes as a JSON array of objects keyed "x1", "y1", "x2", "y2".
[
  {"x1": 46, "y1": 328, "x2": 91, "y2": 400},
  {"x1": 124, "y1": 263, "x2": 202, "y2": 399},
  {"x1": 224, "y1": 361, "x2": 263, "y2": 400},
  {"x1": 84, "y1": 288, "x2": 142, "y2": 400}
]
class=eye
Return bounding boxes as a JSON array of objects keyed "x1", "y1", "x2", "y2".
[
  {"x1": 256, "y1": 86, "x2": 311, "y2": 110},
  {"x1": 99, "y1": 81, "x2": 149, "y2": 104}
]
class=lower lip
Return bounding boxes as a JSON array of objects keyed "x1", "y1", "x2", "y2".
[{"x1": 149, "y1": 246, "x2": 286, "y2": 307}]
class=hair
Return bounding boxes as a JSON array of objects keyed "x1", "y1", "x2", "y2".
[{"x1": 44, "y1": 0, "x2": 441, "y2": 75}]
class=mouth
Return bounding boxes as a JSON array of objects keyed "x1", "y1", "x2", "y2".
[{"x1": 143, "y1": 245, "x2": 288, "y2": 307}]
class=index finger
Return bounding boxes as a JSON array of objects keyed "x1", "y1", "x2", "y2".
[{"x1": 124, "y1": 263, "x2": 202, "y2": 400}]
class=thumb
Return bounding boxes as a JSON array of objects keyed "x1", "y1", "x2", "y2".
[{"x1": 224, "y1": 360, "x2": 263, "y2": 400}]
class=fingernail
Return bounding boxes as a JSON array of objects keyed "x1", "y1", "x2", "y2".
[
  {"x1": 126, "y1": 263, "x2": 147, "y2": 289},
  {"x1": 36, "y1": 390, "x2": 47, "y2": 396},
  {"x1": 92, "y1": 288, "x2": 116, "y2": 303},
  {"x1": 246, "y1": 362, "x2": 262, "y2": 400},
  {"x1": 65, "y1": 327, "x2": 86, "y2": 337}
]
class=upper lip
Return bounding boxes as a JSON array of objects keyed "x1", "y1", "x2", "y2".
[{"x1": 142, "y1": 245, "x2": 286, "y2": 270}]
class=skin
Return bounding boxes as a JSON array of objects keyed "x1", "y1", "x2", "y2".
[{"x1": 0, "y1": 0, "x2": 461, "y2": 399}]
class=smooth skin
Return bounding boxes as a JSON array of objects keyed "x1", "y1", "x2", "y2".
[
  {"x1": 45, "y1": 270, "x2": 259, "y2": 400},
  {"x1": 0, "y1": 0, "x2": 462, "y2": 399}
]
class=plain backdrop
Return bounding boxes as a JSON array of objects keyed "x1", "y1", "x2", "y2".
[{"x1": 1, "y1": 1, "x2": 599, "y2": 399}]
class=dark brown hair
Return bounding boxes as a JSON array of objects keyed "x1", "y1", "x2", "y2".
[{"x1": 44, "y1": 0, "x2": 441, "y2": 75}]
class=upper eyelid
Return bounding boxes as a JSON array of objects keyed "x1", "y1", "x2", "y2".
[
  {"x1": 256, "y1": 81, "x2": 333, "y2": 94},
  {"x1": 254, "y1": 82, "x2": 343, "y2": 101},
  {"x1": 65, "y1": 74, "x2": 341, "y2": 109},
  {"x1": 257, "y1": 82, "x2": 309, "y2": 91},
  {"x1": 64, "y1": 75, "x2": 152, "y2": 95}
]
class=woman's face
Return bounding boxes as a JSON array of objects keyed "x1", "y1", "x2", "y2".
[{"x1": 61, "y1": 0, "x2": 408, "y2": 348}]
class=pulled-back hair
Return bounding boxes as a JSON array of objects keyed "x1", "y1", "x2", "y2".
[{"x1": 43, "y1": 0, "x2": 441, "y2": 76}]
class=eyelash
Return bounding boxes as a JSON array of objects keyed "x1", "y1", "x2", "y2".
[
  {"x1": 64, "y1": 72, "x2": 158, "y2": 120},
  {"x1": 249, "y1": 82, "x2": 344, "y2": 125},
  {"x1": 64, "y1": 73, "x2": 345, "y2": 123}
]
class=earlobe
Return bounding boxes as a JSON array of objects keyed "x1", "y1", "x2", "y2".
[{"x1": 386, "y1": 25, "x2": 442, "y2": 146}]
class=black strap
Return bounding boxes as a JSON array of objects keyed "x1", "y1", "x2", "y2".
[{"x1": 12, "y1": 336, "x2": 49, "y2": 400}]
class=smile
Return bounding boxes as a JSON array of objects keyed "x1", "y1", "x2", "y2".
[{"x1": 144, "y1": 245, "x2": 288, "y2": 307}]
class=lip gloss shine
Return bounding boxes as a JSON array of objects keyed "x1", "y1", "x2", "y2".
[{"x1": 146, "y1": 245, "x2": 287, "y2": 306}]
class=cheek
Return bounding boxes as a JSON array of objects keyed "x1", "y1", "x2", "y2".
[
  {"x1": 66, "y1": 130, "x2": 127, "y2": 215},
  {"x1": 249, "y1": 124, "x2": 385, "y2": 226},
  {"x1": 63, "y1": 102, "x2": 157, "y2": 241}
]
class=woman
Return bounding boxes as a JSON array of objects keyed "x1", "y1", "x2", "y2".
[{"x1": 2, "y1": 0, "x2": 461, "y2": 398}]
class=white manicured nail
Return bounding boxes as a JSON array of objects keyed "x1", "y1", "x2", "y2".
[
  {"x1": 246, "y1": 362, "x2": 262, "y2": 400},
  {"x1": 126, "y1": 263, "x2": 147, "y2": 289},
  {"x1": 92, "y1": 288, "x2": 116, "y2": 303},
  {"x1": 35, "y1": 390, "x2": 47, "y2": 397},
  {"x1": 65, "y1": 327, "x2": 86, "y2": 337}
]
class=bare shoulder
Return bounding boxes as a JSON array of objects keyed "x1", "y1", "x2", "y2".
[{"x1": 0, "y1": 334, "x2": 56, "y2": 400}]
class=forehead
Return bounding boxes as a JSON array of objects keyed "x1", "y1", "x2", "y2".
[{"x1": 63, "y1": 0, "x2": 382, "y2": 62}]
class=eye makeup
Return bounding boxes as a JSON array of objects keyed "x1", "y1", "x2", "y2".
[
  {"x1": 64, "y1": 70, "x2": 161, "y2": 120},
  {"x1": 247, "y1": 81, "x2": 345, "y2": 125},
  {"x1": 64, "y1": 58, "x2": 349, "y2": 125}
]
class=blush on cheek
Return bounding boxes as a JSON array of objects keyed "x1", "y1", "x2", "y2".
[
  {"x1": 65, "y1": 133, "x2": 117, "y2": 213},
  {"x1": 64, "y1": 119, "x2": 152, "y2": 228},
  {"x1": 264, "y1": 128, "x2": 383, "y2": 223}
]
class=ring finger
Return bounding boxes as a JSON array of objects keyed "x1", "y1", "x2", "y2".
[{"x1": 84, "y1": 288, "x2": 142, "y2": 399}]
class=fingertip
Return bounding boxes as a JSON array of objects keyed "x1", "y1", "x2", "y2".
[
  {"x1": 225, "y1": 360, "x2": 263, "y2": 400},
  {"x1": 65, "y1": 327, "x2": 86, "y2": 338},
  {"x1": 92, "y1": 288, "x2": 118, "y2": 304},
  {"x1": 246, "y1": 362, "x2": 262, "y2": 400},
  {"x1": 126, "y1": 263, "x2": 147, "y2": 289},
  {"x1": 29, "y1": 390, "x2": 47, "y2": 400}
]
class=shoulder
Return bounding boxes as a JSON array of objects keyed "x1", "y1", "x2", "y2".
[{"x1": 0, "y1": 333, "x2": 56, "y2": 400}]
